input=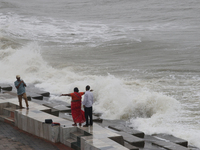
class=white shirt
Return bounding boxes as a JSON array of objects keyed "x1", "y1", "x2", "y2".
[{"x1": 82, "y1": 91, "x2": 93, "y2": 107}]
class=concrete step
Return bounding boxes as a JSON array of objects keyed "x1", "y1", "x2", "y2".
[
  {"x1": 144, "y1": 135, "x2": 189, "y2": 150},
  {"x1": 117, "y1": 131, "x2": 145, "y2": 147},
  {"x1": 124, "y1": 142, "x2": 139, "y2": 150},
  {"x1": 66, "y1": 138, "x2": 77, "y2": 147},
  {"x1": 141, "y1": 141, "x2": 167, "y2": 150},
  {"x1": 152, "y1": 140, "x2": 189, "y2": 150},
  {"x1": 109, "y1": 125, "x2": 145, "y2": 138},
  {"x1": 0, "y1": 93, "x2": 16, "y2": 99},
  {"x1": 51, "y1": 108, "x2": 59, "y2": 117},
  {"x1": 71, "y1": 142, "x2": 81, "y2": 150},
  {"x1": 43, "y1": 103, "x2": 71, "y2": 112},
  {"x1": 26, "y1": 92, "x2": 43, "y2": 100},
  {"x1": 26, "y1": 86, "x2": 50, "y2": 97},
  {"x1": 3, "y1": 107, "x2": 15, "y2": 118},
  {"x1": 0, "y1": 115, "x2": 15, "y2": 125},
  {"x1": 69, "y1": 131, "x2": 84, "y2": 149},
  {"x1": 77, "y1": 128, "x2": 92, "y2": 136},
  {"x1": 153, "y1": 134, "x2": 188, "y2": 147},
  {"x1": 70, "y1": 130, "x2": 92, "y2": 149},
  {"x1": 59, "y1": 112, "x2": 73, "y2": 121},
  {"x1": 70, "y1": 131, "x2": 84, "y2": 140}
]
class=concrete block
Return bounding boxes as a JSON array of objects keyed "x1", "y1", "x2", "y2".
[
  {"x1": 124, "y1": 142, "x2": 139, "y2": 150},
  {"x1": 26, "y1": 85, "x2": 50, "y2": 97},
  {"x1": 51, "y1": 108, "x2": 59, "y2": 117},
  {"x1": 43, "y1": 103, "x2": 57, "y2": 108},
  {"x1": 3, "y1": 107, "x2": 15, "y2": 118},
  {"x1": 3, "y1": 91, "x2": 16, "y2": 96},
  {"x1": 38, "y1": 91, "x2": 50, "y2": 97},
  {"x1": 66, "y1": 138, "x2": 76, "y2": 147},
  {"x1": 109, "y1": 135, "x2": 124, "y2": 146},
  {"x1": 53, "y1": 105, "x2": 71, "y2": 112},
  {"x1": 152, "y1": 140, "x2": 189, "y2": 150},
  {"x1": 0, "y1": 84, "x2": 12, "y2": 91},
  {"x1": 0, "y1": 102, "x2": 9, "y2": 115},
  {"x1": 60, "y1": 126, "x2": 77, "y2": 145},
  {"x1": 92, "y1": 115, "x2": 102, "y2": 123},
  {"x1": 144, "y1": 135, "x2": 189, "y2": 150},
  {"x1": 93, "y1": 112, "x2": 102, "y2": 117},
  {"x1": 153, "y1": 134, "x2": 188, "y2": 147},
  {"x1": 59, "y1": 112, "x2": 73, "y2": 121},
  {"x1": 43, "y1": 103, "x2": 71, "y2": 113},
  {"x1": 51, "y1": 100, "x2": 71, "y2": 108},
  {"x1": 0, "y1": 93, "x2": 16, "y2": 99},
  {"x1": 117, "y1": 131, "x2": 145, "y2": 147},
  {"x1": 143, "y1": 141, "x2": 166, "y2": 150},
  {"x1": 109, "y1": 124, "x2": 145, "y2": 138},
  {"x1": 102, "y1": 119, "x2": 125, "y2": 127},
  {"x1": 4, "y1": 117, "x2": 15, "y2": 125},
  {"x1": 41, "y1": 109, "x2": 51, "y2": 114},
  {"x1": 80, "y1": 136, "x2": 93, "y2": 150},
  {"x1": 26, "y1": 92, "x2": 43, "y2": 100}
]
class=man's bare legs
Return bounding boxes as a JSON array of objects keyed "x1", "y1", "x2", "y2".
[{"x1": 18, "y1": 93, "x2": 29, "y2": 109}]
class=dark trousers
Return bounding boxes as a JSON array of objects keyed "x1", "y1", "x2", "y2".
[{"x1": 84, "y1": 107, "x2": 93, "y2": 126}]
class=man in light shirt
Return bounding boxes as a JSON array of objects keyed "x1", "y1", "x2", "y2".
[{"x1": 82, "y1": 85, "x2": 93, "y2": 127}]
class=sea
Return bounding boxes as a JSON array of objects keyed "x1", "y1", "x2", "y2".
[{"x1": 0, "y1": 0, "x2": 200, "y2": 148}]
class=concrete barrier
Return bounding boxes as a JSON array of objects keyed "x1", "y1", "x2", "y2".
[
  {"x1": 144, "y1": 135, "x2": 189, "y2": 150},
  {"x1": 117, "y1": 131, "x2": 145, "y2": 147},
  {"x1": 108, "y1": 124, "x2": 145, "y2": 138},
  {"x1": 153, "y1": 134, "x2": 188, "y2": 147},
  {"x1": 26, "y1": 92, "x2": 43, "y2": 100},
  {"x1": 0, "y1": 84, "x2": 13, "y2": 91}
]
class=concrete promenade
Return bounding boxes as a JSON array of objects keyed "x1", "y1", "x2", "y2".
[
  {"x1": 0, "y1": 120, "x2": 73, "y2": 150},
  {"x1": 0, "y1": 84, "x2": 128, "y2": 150}
]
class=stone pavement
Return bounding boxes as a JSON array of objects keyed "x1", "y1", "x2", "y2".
[{"x1": 0, "y1": 121, "x2": 73, "y2": 150}]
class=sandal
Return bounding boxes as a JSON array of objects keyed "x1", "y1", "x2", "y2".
[{"x1": 72, "y1": 123, "x2": 77, "y2": 126}]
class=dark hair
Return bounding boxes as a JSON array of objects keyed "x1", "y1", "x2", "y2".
[
  {"x1": 74, "y1": 87, "x2": 79, "y2": 92},
  {"x1": 86, "y1": 85, "x2": 90, "y2": 90}
]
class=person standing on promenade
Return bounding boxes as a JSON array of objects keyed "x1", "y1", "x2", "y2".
[
  {"x1": 14, "y1": 75, "x2": 29, "y2": 109},
  {"x1": 82, "y1": 85, "x2": 94, "y2": 127},
  {"x1": 61, "y1": 87, "x2": 86, "y2": 126}
]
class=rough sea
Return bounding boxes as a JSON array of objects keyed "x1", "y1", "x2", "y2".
[{"x1": 0, "y1": 0, "x2": 200, "y2": 148}]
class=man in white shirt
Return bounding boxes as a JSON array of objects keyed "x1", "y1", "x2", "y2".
[{"x1": 82, "y1": 85, "x2": 93, "y2": 127}]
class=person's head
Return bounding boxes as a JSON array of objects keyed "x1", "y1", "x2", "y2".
[
  {"x1": 16, "y1": 75, "x2": 20, "y2": 81},
  {"x1": 74, "y1": 87, "x2": 79, "y2": 92},
  {"x1": 86, "y1": 85, "x2": 90, "y2": 91}
]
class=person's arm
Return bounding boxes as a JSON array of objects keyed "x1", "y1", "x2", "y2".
[
  {"x1": 80, "y1": 92, "x2": 85, "y2": 95},
  {"x1": 22, "y1": 80, "x2": 26, "y2": 87},
  {"x1": 15, "y1": 81, "x2": 23, "y2": 89},
  {"x1": 82, "y1": 93, "x2": 88, "y2": 108},
  {"x1": 60, "y1": 94, "x2": 71, "y2": 96}
]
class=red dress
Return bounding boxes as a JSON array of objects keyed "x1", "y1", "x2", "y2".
[{"x1": 70, "y1": 92, "x2": 86, "y2": 123}]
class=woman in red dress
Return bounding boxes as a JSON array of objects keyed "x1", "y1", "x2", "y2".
[{"x1": 61, "y1": 87, "x2": 86, "y2": 126}]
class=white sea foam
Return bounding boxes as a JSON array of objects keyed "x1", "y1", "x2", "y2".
[
  {"x1": 0, "y1": 42, "x2": 180, "y2": 120},
  {"x1": 0, "y1": 13, "x2": 143, "y2": 47},
  {"x1": 130, "y1": 110, "x2": 200, "y2": 148}
]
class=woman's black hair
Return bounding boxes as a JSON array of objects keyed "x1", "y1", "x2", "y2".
[{"x1": 74, "y1": 87, "x2": 79, "y2": 92}]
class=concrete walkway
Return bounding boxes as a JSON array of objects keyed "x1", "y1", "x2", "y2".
[{"x1": 0, "y1": 121, "x2": 73, "y2": 150}]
